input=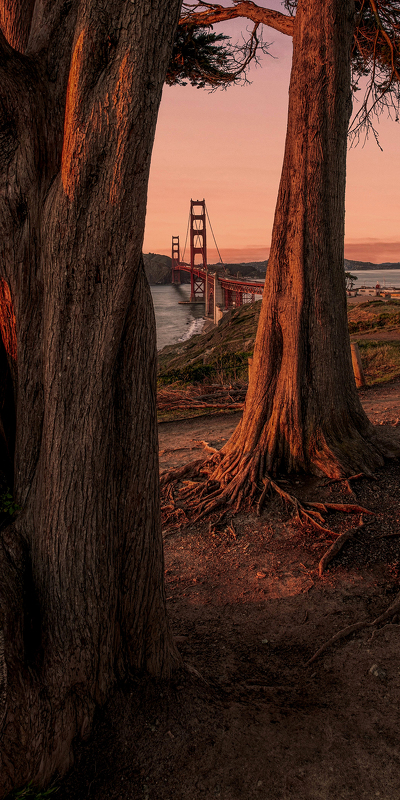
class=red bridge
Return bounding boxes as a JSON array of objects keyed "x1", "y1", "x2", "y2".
[{"x1": 171, "y1": 200, "x2": 264, "y2": 324}]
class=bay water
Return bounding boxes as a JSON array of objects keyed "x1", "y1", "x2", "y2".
[
  {"x1": 151, "y1": 284, "x2": 206, "y2": 351},
  {"x1": 151, "y1": 269, "x2": 400, "y2": 351},
  {"x1": 351, "y1": 269, "x2": 400, "y2": 288}
]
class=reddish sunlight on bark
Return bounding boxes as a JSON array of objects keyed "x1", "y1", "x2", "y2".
[
  {"x1": 0, "y1": 0, "x2": 35, "y2": 51},
  {"x1": 0, "y1": 279, "x2": 17, "y2": 362},
  {"x1": 61, "y1": 29, "x2": 86, "y2": 199}
]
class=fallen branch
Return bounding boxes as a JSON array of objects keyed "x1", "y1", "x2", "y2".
[
  {"x1": 306, "y1": 591, "x2": 400, "y2": 666},
  {"x1": 193, "y1": 440, "x2": 220, "y2": 455},
  {"x1": 158, "y1": 402, "x2": 244, "y2": 411}
]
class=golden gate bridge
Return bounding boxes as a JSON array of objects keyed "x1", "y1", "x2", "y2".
[{"x1": 171, "y1": 200, "x2": 264, "y2": 324}]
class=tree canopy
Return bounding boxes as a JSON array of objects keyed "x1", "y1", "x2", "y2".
[{"x1": 167, "y1": 0, "x2": 400, "y2": 137}]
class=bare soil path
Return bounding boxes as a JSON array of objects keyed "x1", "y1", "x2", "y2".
[
  {"x1": 58, "y1": 382, "x2": 400, "y2": 800},
  {"x1": 159, "y1": 381, "x2": 400, "y2": 471}
]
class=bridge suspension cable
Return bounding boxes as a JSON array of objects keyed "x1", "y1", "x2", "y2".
[{"x1": 205, "y1": 204, "x2": 224, "y2": 264}]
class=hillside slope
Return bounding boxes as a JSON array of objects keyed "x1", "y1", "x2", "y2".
[{"x1": 158, "y1": 299, "x2": 400, "y2": 387}]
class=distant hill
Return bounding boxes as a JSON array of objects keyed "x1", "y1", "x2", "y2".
[
  {"x1": 344, "y1": 259, "x2": 400, "y2": 271},
  {"x1": 143, "y1": 253, "x2": 172, "y2": 285},
  {"x1": 143, "y1": 253, "x2": 190, "y2": 285},
  {"x1": 144, "y1": 253, "x2": 400, "y2": 285},
  {"x1": 209, "y1": 261, "x2": 268, "y2": 278}
]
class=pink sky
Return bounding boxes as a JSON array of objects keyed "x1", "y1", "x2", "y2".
[{"x1": 143, "y1": 3, "x2": 400, "y2": 264}]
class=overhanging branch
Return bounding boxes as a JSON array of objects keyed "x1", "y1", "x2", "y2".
[
  {"x1": 350, "y1": 0, "x2": 400, "y2": 139},
  {"x1": 180, "y1": 1, "x2": 294, "y2": 37}
]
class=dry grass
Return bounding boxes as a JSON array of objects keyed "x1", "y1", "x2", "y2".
[{"x1": 359, "y1": 340, "x2": 400, "y2": 385}]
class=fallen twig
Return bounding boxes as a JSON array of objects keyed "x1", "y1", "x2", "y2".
[
  {"x1": 306, "y1": 591, "x2": 400, "y2": 666},
  {"x1": 184, "y1": 661, "x2": 209, "y2": 684}
]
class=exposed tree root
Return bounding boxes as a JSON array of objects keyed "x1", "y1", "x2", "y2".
[
  {"x1": 306, "y1": 591, "x2": 400, "y2": 666},
  {"x1": 160, "y1": 458, "x2": 209, "y2": 488},
  {"x1": 160, "y1": 449, "x2": 373, "y2": 539},
  {"x1": 318, "y1": 516, "x2": 367, "y2": 576},
  {"x1": 322, "y1": 472, "x2": 371, "y2": 497}
]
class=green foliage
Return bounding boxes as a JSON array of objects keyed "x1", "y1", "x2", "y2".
[
  {"x1": 345, "y1": 271, "x2": 358, "y2": 290},
  {"x1": 159, "y1": 362, "x2": 215, "y2": 384},
  {"x1": 11, "y1": 784, "x2": 58, "y2": 800},
  {"x1": 158, "y1": 350, "x2": 249, "y2": 385},
  {"x1": 166, "y1": 28, "x2": 238, "y2": 88},
  {"x1": 0, "y1": 488, "x2": 21, "y2": 516}
]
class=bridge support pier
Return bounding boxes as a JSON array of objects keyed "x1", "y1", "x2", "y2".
[
  {"x1": 214, "y1": 273, "x2": 224, "y2": 325},
  {"x1": 171, "y1": 236, "x2": 181, "y2": 284}
]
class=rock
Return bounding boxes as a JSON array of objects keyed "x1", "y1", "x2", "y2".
[{"x1": 369, "y1": 664, "x2": 387, "y2": 680}]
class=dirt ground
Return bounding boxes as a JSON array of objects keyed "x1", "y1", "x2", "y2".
[{"x1": 58, "y1": 381, "x2": 400, "y2": 800}]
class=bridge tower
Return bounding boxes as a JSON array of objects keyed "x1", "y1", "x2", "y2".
[
  {"x1": 171, "y1": 236, "x2": 181, "y2": 284},
  {"x1": 190, "y1": 199, "x2": 207, "y2": 302}
]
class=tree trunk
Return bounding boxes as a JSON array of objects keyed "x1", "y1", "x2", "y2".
[
  {"x1": 0, "y1": 0, "x2": 181, "y2": 794},
  {"x1": 215, "y1": 0, "x2": 395, "y2": 488}
]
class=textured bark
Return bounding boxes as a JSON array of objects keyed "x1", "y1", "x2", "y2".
[
  {"x1": 0, "y1": 0, "x2": 181, "y2": 793},
  {"x1": 215, "y1": 0, "x2": 396, "y2": 486},
  {"x1": 180, "y1": 2, "x2": 295, "y2": 36}
]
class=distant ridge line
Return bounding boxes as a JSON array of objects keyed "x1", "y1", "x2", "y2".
[
  {"x1": 143, "y1": 252, "x2": 400, "y2": 286},
  {"x1": 344, "y1": 259, "x2": 400, "y2": 271}
]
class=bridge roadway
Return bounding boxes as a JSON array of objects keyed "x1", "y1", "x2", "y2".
[{"x1": 173, "y1": 262, "x2": 265, "y2": 324}]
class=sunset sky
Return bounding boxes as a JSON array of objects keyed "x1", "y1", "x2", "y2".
[{"x1": 143, "y1": 2, "x2": 400, "y2": 265}]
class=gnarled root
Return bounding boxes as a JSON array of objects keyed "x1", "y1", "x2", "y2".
[{"x1": 160, "y1": 448, "x2": 372, "y2": 538}]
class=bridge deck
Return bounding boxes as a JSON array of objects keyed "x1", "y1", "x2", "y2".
[{"x1": 175, "y1": 263, "x2": 264, "y2": 295}]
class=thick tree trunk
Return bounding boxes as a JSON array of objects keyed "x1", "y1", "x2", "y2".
[
  {"x1": 0, "y1": 0, "x2": 181, "y2": 794},
  {"x1": 216, "y1": 0, "x2": 396, "y2": 487}
]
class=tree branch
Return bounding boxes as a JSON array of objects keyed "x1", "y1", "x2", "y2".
[
  {"x1": 350, "y1": 0, "x2": 400, "y2": 139},
  {"x1": 369, "y1": 0, "x2": 400, "y2": 82},
  {"x1": 180, "y1": 1, "x2": 294, "y2": 37}
]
